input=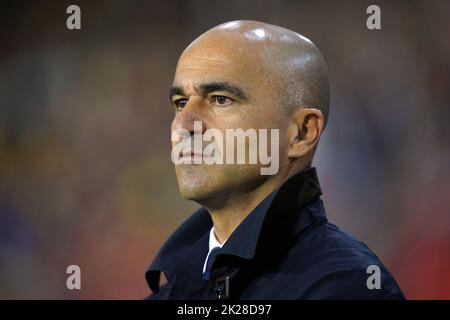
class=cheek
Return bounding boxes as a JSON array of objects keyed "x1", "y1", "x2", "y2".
[
  {"x1": 170, "y1": 119, "x2": 180, "y2": 146},
  {"x1": 247, "y1": 102, "x2": 281, "y2": 129},
  {"x1": 170, "y1": 118, "x2": 179, "y2": 135},
  {"x1": 229, "y1": 110, "x2": 272, "y2": 130},
  {"x1": 268, "y1": 118, "x2": 291, "y2": 155},
  {"x1": 171, "y1": 113, "x2": 185, "y2": 130},
  {"x1": 279, "y1": 130, "x2": 291, "y2": 154}
]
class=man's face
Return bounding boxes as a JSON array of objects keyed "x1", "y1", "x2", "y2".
[{"x1": 170, "y1": 32, "x2": 288, "y2": 203}]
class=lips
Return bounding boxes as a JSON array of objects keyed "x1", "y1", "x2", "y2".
[{"x1": 179, "y1": 150, "x2": 203, "y2": 158}]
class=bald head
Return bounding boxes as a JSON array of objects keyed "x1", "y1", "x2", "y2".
[{"x1": 180, "y1": 20, "x2": 329, "y2": 124}]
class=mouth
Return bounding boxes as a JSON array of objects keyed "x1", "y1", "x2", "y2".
[{"x1": 179, "y1": 150, "x2": 204, "y2": 159}]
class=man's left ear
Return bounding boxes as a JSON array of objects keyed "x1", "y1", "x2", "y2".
[{"x1": 287, "y1": 108, "x2": 324, "y2": 159}]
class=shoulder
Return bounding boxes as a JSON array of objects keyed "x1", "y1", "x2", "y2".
[{"x1": 290, "y1": 222, "x2": 405, "y2": 299}]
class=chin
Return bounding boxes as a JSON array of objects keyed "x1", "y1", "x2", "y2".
[
  {"x1": 175, "y1": 164, "x2": 267, "y2": 203},
  {"x1": 177, "y1": 181, "x2": 207, "y2": 200},
  {"x1": 175, "y1": 165, "x2": 214, "y2": 201}
]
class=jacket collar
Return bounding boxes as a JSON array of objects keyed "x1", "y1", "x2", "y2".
[{"x1": 146, "y1": 167, "x2": 323, "y2": 293}]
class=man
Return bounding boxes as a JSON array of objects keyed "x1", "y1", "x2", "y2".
[{"x1": 146, "y1": 20, "x2": 404, "y2": 299}]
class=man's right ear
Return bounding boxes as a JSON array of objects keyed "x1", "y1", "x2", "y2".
[{"x1": 287, "y1": 108, "x2": 324, "y2": 159}]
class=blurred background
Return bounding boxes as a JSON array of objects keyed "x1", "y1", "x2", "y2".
[{"x1": 1, "y1": 0, "x2": 449, "y2": 299}]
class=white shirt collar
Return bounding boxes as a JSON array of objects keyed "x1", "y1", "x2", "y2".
[{"x1": 202, "y1": 227, "x2": 227, "y2": 274}]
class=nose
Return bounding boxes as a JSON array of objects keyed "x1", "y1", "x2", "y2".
[{"x1": 171, "y1": 98, "x2": 207, "y2": 137}]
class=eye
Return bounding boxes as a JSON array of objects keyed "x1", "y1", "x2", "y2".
[
  {"x1": 212, "y1": 95, "x2": 233, "y2": 107},
  {"x1": 173, "y1": 98, "x2": 188, "y2": 110}
]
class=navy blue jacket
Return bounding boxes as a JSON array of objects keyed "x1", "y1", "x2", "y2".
[{"x1": 145, "y1": 167, "x2": 405, "y2": 299}]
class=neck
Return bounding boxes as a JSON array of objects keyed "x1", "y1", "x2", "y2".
[{"x1": 200, "y1": 173, "x2": 289, "y2": 243}]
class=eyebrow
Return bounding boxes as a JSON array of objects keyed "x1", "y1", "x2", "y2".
[
  {"x1": 169, "y1": 86, "x2": 186, "y2": 100},
  {"x1": 197, "y1": 82, "x2": 248, "y2": 101},
  {"x1": 169, "y1": 81, "x2": 249, "y2": 102}
]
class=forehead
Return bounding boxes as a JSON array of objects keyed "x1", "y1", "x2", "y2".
[{"x1": 173, "y1": 35, "x2": 268, "y2": 90}]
